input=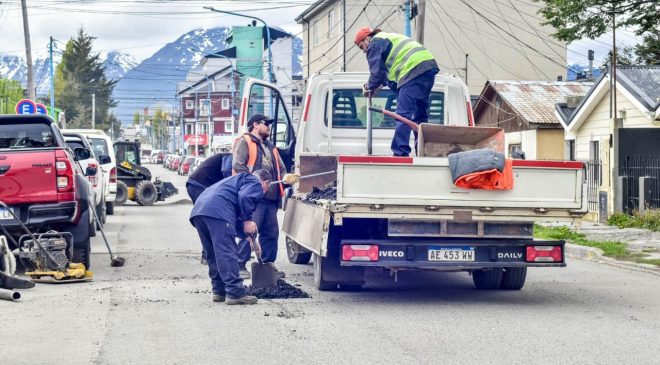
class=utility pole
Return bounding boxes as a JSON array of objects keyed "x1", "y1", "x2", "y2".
[
  {"x1": 91, "y1": 93, "x2": 96, "y2": 129},
  {"x1": 464, "y1": 54, "x2": 469, "y2": 86},
  {"x1": 49, "y1": 37, "x2": 55, "y2": 118},
  {"x1": 610, "y1": 10, "x2": 620, "y2": 214},
  {"x1": 20, "y1": 0, "x2": 35, "y2": 100},
  {"x1": 414, "y1": 0, "x2": 425, "y2": 44}
]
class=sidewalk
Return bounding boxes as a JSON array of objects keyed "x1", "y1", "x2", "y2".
[{"x1": 565, "y1": 221, "x2": 660, "y2": 275}]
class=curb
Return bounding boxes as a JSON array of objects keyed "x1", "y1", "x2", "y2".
[{"x1": 565, "y1": 243, "x2": 660, "y2": 277}]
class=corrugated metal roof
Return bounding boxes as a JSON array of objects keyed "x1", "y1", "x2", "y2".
[{"x1": 489, "y1": 80, "x2": 594, "y2": 125}]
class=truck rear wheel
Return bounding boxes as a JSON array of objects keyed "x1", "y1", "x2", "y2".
[
  {"x1": 500, "y1": 267, "x2": 527, "y2": 290},
  {"x1": 106, "y1": 201, "x2": 114, "y2": 215},
  {"x1": 313, "y1": 253, "x2": 338, "y2": 291},
  {"x1": 472, "y1": 269, "x2": 503, "y2": 290},
  {"x1": 72, "y1": 235, "x2": 91, "y2": 270},
  {"x1": 115, "y1": 181, "x2": 128, "y2": 206},
  {"x1": 135, "y1": 180, "x2": 158, "y2": 206},
  {"x1": 286, "y1": 237, "x2": 312, "y2": 264}
]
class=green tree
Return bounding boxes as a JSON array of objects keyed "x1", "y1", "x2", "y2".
[
  {"x1": 150, "y1": 109, "x2": 170, "y2": 150},
  {"x1": 0, "y1": 78, "x2": 24, "y2": 114},
  {"x1": 133, "y1": 112, "x2": 140, "y2": 125},
  {"x1": 635, "y1": 33, "x2": 660, "y2": 65},
  {"x1": 601, "y1": 47, "x2": 636, "y2": 70},
  {"x1": 55, "y1": 27, "x2": 117, "y2": 130},
  {"x1": 536, "y1": 0, "x2": 658, "y2": 42}
]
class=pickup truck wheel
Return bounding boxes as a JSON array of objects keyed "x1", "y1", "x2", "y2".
[
  {"x1": 72, "y1": 235, "x2": 91, "y2": 269},
  {"x1": 472, "y1": 269, "x2": 504, "y2": 290},
  {"x1": 313, "y1": 253, "x2": 337, "y2": 291},
  {"x1": 115, "y1": 181, "x2": 128, "y2": 206},
  {"x1": 106, "y1": 201, "x2": 114, "y2": 215},
  {"x1": 286, "y1": 237, "x2": 312, "y2": 264},
  {"x1": 135, "y1": 180, "x2": 158, "y2": 206},
  {"x1": 500, "y1": 267, "x2": 527, "y2": 290}
]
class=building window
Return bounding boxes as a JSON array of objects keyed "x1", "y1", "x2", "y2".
[
  {"x1": 199, "y1": 99, "x2": 209, "y2": 117},
  {"x1": 185, "y1": 100, "x2": 194, "y2": 110},
  {"x1": 567, "y1": 140, "x2": 576, "y2": 161},
  {"x1": 222, "y1": 98, "x2": 230, "y2": 110},
  {"x1": 327, "y1": 9, "x2": 335, "y2": 39},
  {"x1": 225, "y1": 121, "x2": 233, "y2": 134},
  {"x1": 312, "y1": 20, "x2": 319, "y2": 46},
  {"x1": 509, "y1": 144, "x2": 524, "y2": 159}
]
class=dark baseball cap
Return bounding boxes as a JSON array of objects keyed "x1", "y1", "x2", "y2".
[{"x1": 247, "y1": 113, "x2": 274, "y2": 128}]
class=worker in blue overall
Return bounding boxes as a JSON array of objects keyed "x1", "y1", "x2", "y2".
[
  {"x1": 189, "y1": 169, "x2": 271, "y2": 305},
  {"x1": 355, "y1": 27, "x2": 439, "y2": 157}
]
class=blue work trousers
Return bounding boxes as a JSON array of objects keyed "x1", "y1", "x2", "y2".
[
  {"x1": 186, "y1": 180, "x2": 205, "y2": 204},
  {"x1": 391, "y1": 69, "x2": 439, "y2": 156},
  {"x1": 238, "y1": 200, "x2": 280, "y2": 264},
  {"x1": 191, "y1": 216, "x2": 246, "y2": 299}
]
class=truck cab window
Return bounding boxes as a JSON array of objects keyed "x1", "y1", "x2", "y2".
[
  {"x1": 324, "y1": 89, "x2": 445, "y2": 128},
  {"x1": 247, "y1": 83, "x2": 293, "y2": 149}
]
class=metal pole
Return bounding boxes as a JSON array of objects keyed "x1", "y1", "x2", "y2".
[
  {"x1": 404, "y1": 0, "x2": 411, "y2": 37},
  {"x1": 20, "y1": 0, "x2": 35, "y2": 101},
  {"x1": 49, "y1": 36, "x2": 55, "y2": 118},
  {"x1": 203, "y1": 7, "x2": 274, "y2": 83},
  {"x1": 465, "y1": 54, "x2": 469, "y2": 86},
  {"x1": 367, "y1": 96, "x2": 373, "y2": 155},
  {"x1": 207, "y1": 75, "x2": 212, "y2": 156},
  {"x1": 194, "y1": 92, "x2": 198, "y2": 156},
  {"x1": 91, "y1": 93, "x2": 95, "y2": 129}
]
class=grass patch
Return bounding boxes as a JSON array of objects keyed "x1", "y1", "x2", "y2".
[
  {"x1": 534, "y1": 225, "x2": 659, "y2": 267},
  {"x1": 608, "y1": 210, "x2": 660, "y2": 231}
]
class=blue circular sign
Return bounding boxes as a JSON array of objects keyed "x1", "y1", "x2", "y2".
[
  {"x1": 15, "y1": 99, "x2": 37, "y2": 115},
  {"x1": 36, "y1": 103, "x2": 47, "y2": 115}
]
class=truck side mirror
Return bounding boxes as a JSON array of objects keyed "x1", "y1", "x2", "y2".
[
  {"x1": 73, "y1": 147, "x2": 91, "y2": 161},
  {"x1": 98, "y1": 155, "x2": 112, "y2": 164}
]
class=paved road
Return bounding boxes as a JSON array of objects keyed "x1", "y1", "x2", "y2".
[{"x1": 2, "y1": 163, "x2": 659, "y2": 364}]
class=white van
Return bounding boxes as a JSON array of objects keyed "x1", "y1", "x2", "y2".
[{"x1": 62, "y1": 129, "x2": 117, "y2": 215}]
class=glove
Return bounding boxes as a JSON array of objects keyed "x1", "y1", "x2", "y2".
[
  {"x1": 362, "y1": 83, "x2": 371, "y2": 97},
  {"x1": 283, "y1": 173, "x2": 300, "y2": 185}
]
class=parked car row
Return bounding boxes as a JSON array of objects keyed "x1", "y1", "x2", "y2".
[{"x1": 160, "y1": 153, "x2": 206, "y2": 176}]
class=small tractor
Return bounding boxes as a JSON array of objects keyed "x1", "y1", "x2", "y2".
[{"x1": 113, "y1": 141, "x2": 178, "y2": 206}]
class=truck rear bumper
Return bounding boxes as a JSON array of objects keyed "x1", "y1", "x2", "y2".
[
  {"x1": 0, "y1": 201, "x2": 78, "y2": 231},
  {"x1": 339, "y1": 238, "x2": 565, "y2": 269}
]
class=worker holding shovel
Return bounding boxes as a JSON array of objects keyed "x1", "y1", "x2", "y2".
[
  {"x1": 355, "y1": 27, "x2": 439, "y2": 157},
  {"x1": 189, "y1": 169, "x2": 272, "y2": 305}
]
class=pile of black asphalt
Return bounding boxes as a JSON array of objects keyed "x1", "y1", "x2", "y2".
[
  {"x1": 303, "y1": 181, "x2": 337, "y2": 202},
  {"x1": 247, "y1": 279, "x2": 311, "y2": 299}
]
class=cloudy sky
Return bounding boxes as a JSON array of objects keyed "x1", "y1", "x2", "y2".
[
  {"x1": 0, "y1": 0, "x2": 309, "y2": 60},
  {"x1": 0, "y1": 0, "x2": 642, "y2": 66}
]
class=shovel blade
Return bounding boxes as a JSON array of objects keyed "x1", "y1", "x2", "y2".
[{"x1": 250, "y1": 262, "x2": 278, "y2": 288}]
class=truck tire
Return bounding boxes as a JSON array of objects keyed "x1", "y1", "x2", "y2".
[
  {"x1": 135, "y1": 180, "x2": 158, "y2": 206},
  {"x1": 500, "y1": 267, "x2": 527, "y2": 290},
  {"x1": 472, "y1": 269, "x2": 504, "y2": 290},
  {"x1": 106, "y1": 201, "x2": 114, "y2": 215},
  {"x1": 72, "y1": 235, "x2": 91, "y2": 269},
  {"x1": 313, "y1": 253, "x2": 338, "y2": 291},
  {"x1": 286, "y1": 237, "x2": 312, "y2": 265},
  {"x1": 115, "y1": 181, "x2": 128, "y2": 206}
]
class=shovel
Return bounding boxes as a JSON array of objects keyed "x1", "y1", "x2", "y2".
[
  {"x1": 368, "y1": 106, "x2": 419, "y2": 132},
  {"x1": 247, "y1": 232, "x2": 278, "y2": 288}
]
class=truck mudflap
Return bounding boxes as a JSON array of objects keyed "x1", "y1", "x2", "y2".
[{"x1": 339, "y1": 239, "x2": 565, "y2": 268}]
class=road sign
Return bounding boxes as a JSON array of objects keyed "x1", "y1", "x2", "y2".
[
  {"x1": 36, "y1": 103, "x2": 47, "y2": 114},
  {"x1": 15, "y1": 99, "x2": 36, "y2": 115}
]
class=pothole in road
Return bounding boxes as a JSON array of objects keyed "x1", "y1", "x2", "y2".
[{"x1": 247, "y1": 279, "x2": 311, "y2": 299}]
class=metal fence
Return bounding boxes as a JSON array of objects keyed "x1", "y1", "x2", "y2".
[
  {"x1": 620, "y1": 155, "x2": 660, "y2": 212},
  {"x1": 585, "y1": 159, "x2": 601, "y2": 212}
]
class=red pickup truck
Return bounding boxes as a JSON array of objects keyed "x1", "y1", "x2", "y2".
[{"x1": 0, "y1": 115, "x2": 95, "y2": 268}]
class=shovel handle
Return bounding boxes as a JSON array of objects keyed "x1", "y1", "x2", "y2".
[{"x1": 368, "y1": 106, "x2": 419, "y2": 132}]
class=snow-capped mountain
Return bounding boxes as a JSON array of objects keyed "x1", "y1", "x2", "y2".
[
  {"x1": 0, "y1": 50, "x2": 135, "y2": 95},
  {"x1": 103, "y1": 51, "x2": 139, "y2": 81}
]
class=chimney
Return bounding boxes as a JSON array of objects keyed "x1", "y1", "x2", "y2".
[
  {"x1": 566, "y1": 95, "x2": 582, "y2": 109},
  {"x1": 588, "y1": 50, "x2": 594, "y2": 78}
]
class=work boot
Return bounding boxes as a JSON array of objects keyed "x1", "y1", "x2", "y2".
[
  {"x1": 0, "y1": 272, "x2": 35, "y2": 290},
  {"x1": 239, "y1": 262, "x2": 251, "y2": 279},
  {"x1": 225, "y1": 295, "x2": 258, "y2": 305},
  {"x1": 212, "y1": 293, "x2": 225, "y2": 303}
]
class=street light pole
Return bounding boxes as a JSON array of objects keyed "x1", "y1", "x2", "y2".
[
  {"x1": 206, "y1": 74, "x2": 212, "y2": 156},
  {"x1": 203, "y1": 6, "x2": 273, "y2": 83}
]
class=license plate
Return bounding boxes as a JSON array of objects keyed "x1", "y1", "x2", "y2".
[
  {"x1": 428, "y1": 246, "x2": 475, "y2": 262},
  {"x1": 0, "y1": 206, "x2": 15, "y2": 220}
]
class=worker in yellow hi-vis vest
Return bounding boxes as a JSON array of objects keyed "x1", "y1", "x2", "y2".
[{"x1": 355, "y1": 27, "x2": 439, "y2": 157}]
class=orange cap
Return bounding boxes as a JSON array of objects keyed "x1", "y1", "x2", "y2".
[{"x1": 354, "y1": 27, "x2": 380, "y2": 45}]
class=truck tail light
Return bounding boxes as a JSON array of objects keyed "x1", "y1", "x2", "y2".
[
  {"x1": 54, "y1": 150, "x2": 74, "y2": 192},
  {"x1": 109, "y1": 167, "x2": 117, "y2": 183},
  {"x1": 342, "y1": 245, "x2": 379, "y2": 262},
  {"x1": 526, "y1": 246, "x2": 562, "y2": 262},
  {"x1": 88, "y1": 162, "x2": 98, "y2": 187}
]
